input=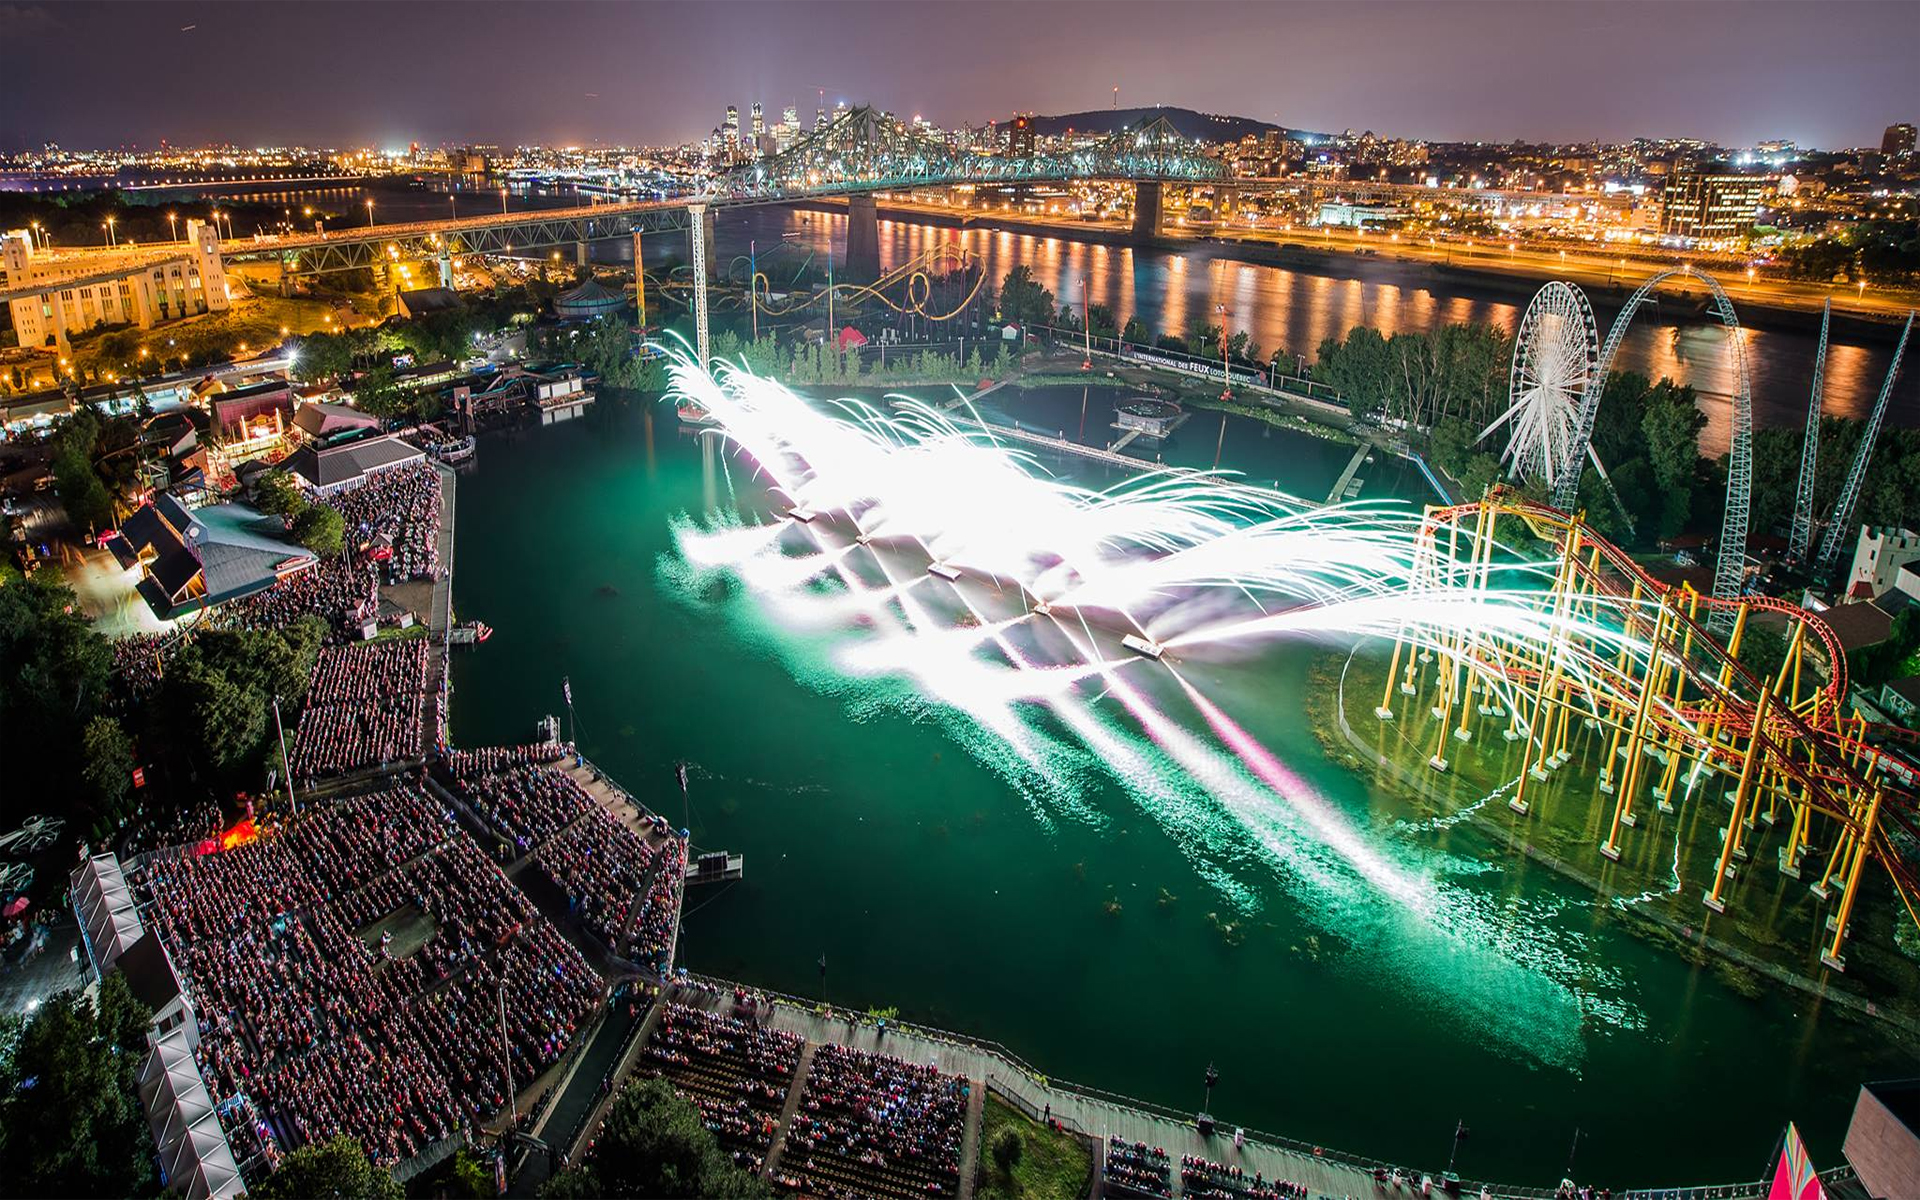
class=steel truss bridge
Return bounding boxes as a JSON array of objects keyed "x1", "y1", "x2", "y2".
[
  {"x1": 1379, "y1": 492, "x2": 1920, "y2": 974},
  {"x1": 17, "y1": 106, "x2": 1227, "y2": 287}
]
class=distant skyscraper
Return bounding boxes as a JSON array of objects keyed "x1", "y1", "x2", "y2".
[
  {"x1": 815, "y1": 106, "x2": 828, "y2": 131},
  {"x1": 1884, "y1": 123, "x2": 1917, "y2": 156},
  {"x1": 751, "y1": 102, "x2": 764, "y2": 138},
  {"x1": 1008, "y1": 113, "x2": 1036, "y2": 157},
  {"x1": 782, "y1": 105, "x2": 799, "y2": 133},
  {"x1": 724, "y1": 105, "x2": 740, "y2": 149}
]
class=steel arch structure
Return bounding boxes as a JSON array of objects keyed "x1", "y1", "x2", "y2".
[
  {"x1": 1478, "y1": 281, "x2": 1600, "y2": 488},
  {"x1": 706, "y1": 106, "x2": 1227, "y2": 202},
  {"x1": 1815, "y1": 310, "x2": 1916, "y2": 572},
  {"x1": 1550, "y1": 268, "x2": 1753, "y2": 613},
  {"x1": 1788, "y1": 301, "x2": 1832, "y2": 565}
]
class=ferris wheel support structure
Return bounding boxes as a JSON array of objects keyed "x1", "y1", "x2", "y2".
[{"x1": 1552, "y1": 268, "x2": 1752, "y2": 623}]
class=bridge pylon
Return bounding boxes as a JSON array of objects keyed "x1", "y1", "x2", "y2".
[
  {"x1": 844, "y1": 195, "x2": 881, "y2": 285},
  {"x1": 1132, "y1": 181, "x2": 1163, "y2": 240}
]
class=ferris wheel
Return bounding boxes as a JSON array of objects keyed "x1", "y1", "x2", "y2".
[{"x1": 1478, "y1": 281, "x2": 1600, "y2": 488}]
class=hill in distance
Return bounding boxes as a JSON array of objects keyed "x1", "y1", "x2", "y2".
[{"x1": 1024, "y1": 105, "x2": 1304, "y2": 143}]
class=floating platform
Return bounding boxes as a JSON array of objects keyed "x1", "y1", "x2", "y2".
[
  {"x1": 927, "y1": 562, "x2": 963, "y2": 582},
  {"x1": 1121, "y1": 634, "x2": 1165, "y2": 660},
  {"x1": 685, "y1": 851, "x2": 744, "y2": 885}
]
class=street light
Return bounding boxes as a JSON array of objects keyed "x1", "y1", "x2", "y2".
[
  {"x1": 167, "y1": 212, "x2": 178, "y2": 242},
  {"x1": 500, "y1": 187, "x2": 509, "y2": 216},
  {"x1": 449, "y1": 195, "x2": 457, "y2": 220},
  {"x1": 365, "y1": 199, "x2": 376, "y2": 228}
]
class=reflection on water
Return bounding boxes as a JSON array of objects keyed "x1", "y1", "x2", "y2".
[{"x1": 717, "y1": 208, "x2": 1916, "y2": 452}]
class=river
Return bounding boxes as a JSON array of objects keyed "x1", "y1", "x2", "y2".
[
  {"x1": 448, "y1": 390, "x2": 1916, "y2": 1187},
  {"x1": 200, "y1": 178, "x2": 1916, "y2": 453}
]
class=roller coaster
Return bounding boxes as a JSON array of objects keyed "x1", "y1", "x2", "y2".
[{"x1": 1376, "y1": 492, "x2": 1920, "y2": 974}]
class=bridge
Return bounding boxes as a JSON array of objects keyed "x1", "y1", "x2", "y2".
[{"x1": 3, "y1": 107, "x2": 1228, "y2": 347}]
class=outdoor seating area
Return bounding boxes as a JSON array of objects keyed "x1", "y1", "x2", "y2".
[
  {"x1": 130, "y1": 782, "x2": 602, "y2": 1171},
  {"x1": 1181, "y1": 1153, "x2": 1310, "y2": 1200},
  {"x1": 1106, "y1": 1137, "x2": 1174, "y2": 1198},
  {"x1": 640, "y1": 1001, "x2": 805, "y2": 1174},
  {"x1": 776, "y1": 1044, "x2": 969, "y2": 1200},
  {"x1": 291, "y1": 640, "x2": 439, "y2": 779}
]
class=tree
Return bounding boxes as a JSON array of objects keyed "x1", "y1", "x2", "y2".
[
  {"x1": 0, "y1": 974, "x2": 155, "y2": 1199},
  {"x1": 540, "y1": 1077, "x2": 769, "y2": 1199},
  {"x1": 997, "y1": 266, "x2": 1055, "y2": 328},
  {"x1": 253, "y1": 468, "x2": 309, "y2": 520},
  {"x1": 79, "y1": 716, "x2": 137, "y2": 835},
  {"x1": 293, "y1": 504, "x2": 346, "y2": 558},
  {"x1": 1121, "y1": 315, "x2": 1149, "y2": 346},
  {"x1": 0, "y1": 572, "x2": 114, "y2": 827},
  {"x1": 1641, "y1": 379, "x2": 1708, "y2": 540},
  {"x1": 250, "y1": 1135, "x2": 403, "y2": 1200}
]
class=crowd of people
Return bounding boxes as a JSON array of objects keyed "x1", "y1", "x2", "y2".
[
  {"x1": 445, "y1": 743, "x2": 593, "y2": 861},
  {"x1": 445, "y1": 742, "x2": 687, "y2": 973},
  {"x1": 219, "y1": 558, "x2": 378, "y2": 638},
  {"x1": 132, "y1": 782, "x2": 603, "y2": 1171},
  {"x1": 1182, "y1": 1153, "x2": 1310, "y2": 1200},
  {"x1": 777, "y1": 1044, "x2": 968, "y2": 1200},
  {"x1": 291, "y1": 641, "x2": 438, "y2": 780},
  {"x1": 641, "y1": 1001, "x2": 805, "y2": 1174},
  {"x1": 535, "y1": 806, "x2": 661, "y2": 952},
  {"x1": 329, "y1": 461, "x2": 443, "y2": 585},
  {"x1": 1106, "y1": 1138, "x2": 1173, "y2": 1198}
]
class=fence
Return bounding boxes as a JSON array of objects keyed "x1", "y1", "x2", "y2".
[{"x1": 1022, "y1": 324, "x2": 1352, "y2": 408}]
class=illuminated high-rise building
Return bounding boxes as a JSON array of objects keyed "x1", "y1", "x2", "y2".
[
  {"x1": 750, "y1": 103, "x2": 764, "y2": 139},
  {"x1": 724, "y1": 105, "x2": 740, "y2": 149}
]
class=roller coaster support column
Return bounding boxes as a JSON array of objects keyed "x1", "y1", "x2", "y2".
[
  {"x1": 688, "y1": 202, "x2": 711, "y2": 366},
  {"x1": 1651, "y1": 590, "x2": 1702, "y2": 812},
  {"x1": 844, "y1": 195, "x2": 881, "y2": 285},
  {"x1": 1821, "y1": 785, "x2": 1883, "y2": 972},
  {"x1": 1451, "y1": 502, "x2": 1497, "y2": 743},
  {"x1": 1601, "y1": 598, "x2": 1671, "y2": 859},
  {"x1": 1510, "y1": 524, "x2": 1584, "y2": 816},
  {"x1": 1704, "y1": 686, "x2": 1771, "y2": 912},
  {"x1": 1132, "y1": 181, "x2": 1163, "y2": 240},
  {"x1": 1598, "y1": 581, "x2": 1645, "y2": 795}
]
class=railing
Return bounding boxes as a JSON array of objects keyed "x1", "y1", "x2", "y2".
[{"x1": 1020, "y1": 325, "x2": 1351, "y2": 407}]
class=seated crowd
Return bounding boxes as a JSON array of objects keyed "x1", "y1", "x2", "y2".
[
  {"x1": 775, "y1": 1044, "x2": 968, "y2": 1200},
  {"x1": 329, "y1": 461, "x2": 443, "y2": 586},
  {"x1": 132, "y1": 782, "x2": 602, "y2": 1170},
  {"x1": 446, "y1": 743, "x2": 593, "y2": 861},
  {"x1": 219, "y1": 558, "x2": 378, "y2": 638},
  {"x1": 291, "y1": 641, "x2": 437, "y2": 780},
  {"x1": 1106, "y1": 1138, "x2": 1173, "y2": 1198},
  {"x1": 640, "y1": 1001, "x2": 805, "y2": 1174},
  {"x1": 1181, "y1": 1154, "x2": 1309, "y2": 1200},
  {"x1": 447, "y1": 742, "x2": 687, "y2": 974}
]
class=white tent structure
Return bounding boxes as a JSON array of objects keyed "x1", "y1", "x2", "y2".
[
  {"x1": 70, "y1": 852, "x2": 145, "y2": 973},
  {"x1": 139, "y1": 1028, "x2": 244, "y2": 1200}
]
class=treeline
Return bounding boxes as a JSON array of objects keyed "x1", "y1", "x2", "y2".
[
  {"x1": 1311, "y1": 323, "x2": 1512, "y2": 430},
  {"x1": 1776, "y1": 220, "x2": 1920, "y2": 285},
  {"x1": 999, "y1": 266, "x2": 1275, "y2": 369},
  {"x1": 1749, "y1": 419, "x2": 1920, "y2": 536}
]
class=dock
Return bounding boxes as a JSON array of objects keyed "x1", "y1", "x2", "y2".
[
  {"x1": 1326, "y1": 444, "x2": 1371, "y2": 503},
  {"x1": 684, "y1": 850, "x2": 744, "y2": 885}
]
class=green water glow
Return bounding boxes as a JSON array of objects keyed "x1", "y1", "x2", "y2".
[{"x1": 450, "y1": 391, "x2": 1914, "y2": 1185}]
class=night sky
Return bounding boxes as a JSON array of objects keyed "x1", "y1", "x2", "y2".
[{"x1": 2, "y1": 0, "x2": 1914, "y2": 152}]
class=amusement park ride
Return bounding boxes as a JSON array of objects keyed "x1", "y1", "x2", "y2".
[{"x1": 1417, "y1": 272, "x2": 1920, "y2": 972}]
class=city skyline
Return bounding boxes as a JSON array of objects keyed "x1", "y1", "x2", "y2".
[{"x1": 1, "y1": 0, "x2": 1914, "y2": 152}]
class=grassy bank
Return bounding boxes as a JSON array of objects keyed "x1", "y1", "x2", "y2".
[{"x1": 976, "y1": 1094, "x2": 1093, "y2": 1200}]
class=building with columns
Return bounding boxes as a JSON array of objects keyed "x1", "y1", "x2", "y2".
[{"x1": 2, "y1": 218, "x2": 230, "y2": 352}]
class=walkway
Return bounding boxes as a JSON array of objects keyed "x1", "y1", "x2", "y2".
[
  {"x1": 672, "y1": 983, "x2": 1381, "y2": 1199},
  {"x1": 1326, "y1": 444, "x2": 1369, "y2": 504}
]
